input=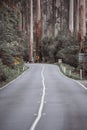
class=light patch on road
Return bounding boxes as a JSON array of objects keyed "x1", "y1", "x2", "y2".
[
  {"x1": 44, "y1": 101, "x2": 47, "y2": 104},
  {"x1": 37, "y1": 101, "x2": 41, "y2": 104},
  {"x1": 34, "y1": 113, "x2": 38, "y2": 117},
  {"x1": 30, "y1": 66, "x2": 46, "y2": 130},
  {"x1": 42, "y1": 113, "x2": 46, "y2": 116}
]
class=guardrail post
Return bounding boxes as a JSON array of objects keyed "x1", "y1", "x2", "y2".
[{"x1": 80, "y1": 69, "x2": 83, "y2": 80}]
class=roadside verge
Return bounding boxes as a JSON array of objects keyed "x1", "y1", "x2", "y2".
[{"x1": 0, "y1": 65, "x2": 29, "y2": 90}]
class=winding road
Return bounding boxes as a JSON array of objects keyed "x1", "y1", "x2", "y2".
[{"x1": 0, "y1": 64, "x2": 87, "y2": 130}]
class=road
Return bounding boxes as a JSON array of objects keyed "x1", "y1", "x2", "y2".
[{"x1": 0, "y1": 64, "x2": 87, "y2": 130}]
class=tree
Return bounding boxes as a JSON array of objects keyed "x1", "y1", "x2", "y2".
[
  {"x1": 79, "y1": 0, "x2": 86, "y2": 53},
  {"x1": 29, "y1": 0, "x2": 34, "y2": 62},
  {"x1": 74, "y1": 0, "x2": 79, "y2": 37},
  {"x1": 69, "y1": 0, "x2": 74, "y2": 33},
  {"x1": 79, "y1": 0, "x2": 86, "y2": 41},
  {"x1": 36, "y1": 0, "x2": 42, "y2": 58},
  {"x1": 47, "y1": 0, "x2": 51, "y2": 37}
]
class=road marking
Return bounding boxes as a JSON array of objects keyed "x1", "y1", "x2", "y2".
[
  {"x1": 30, "y1": 66, "x2": 46, "y2": 130},
  {"x1": 57, "y1": 66, "x2": 87, "y2": 90},
  {"x1": 0, "y1": 67, "x2": 30, "y2": 90},
  {"x1": 75, "y1": 81, "x2": 87, "y2": 90}
]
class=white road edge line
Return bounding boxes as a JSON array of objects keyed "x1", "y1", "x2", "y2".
[
  {"x1": 75, "y1": 81, "x2": 87, "y2": 90},
  {"x1": 30, "y1": 66, "x2": 46, "y2": 130},
  {"x1": 0, "y1": 67, "x2": 30, "y2": 90},
  {"x1": 57, "y1": 66, "x2": 87, "y2": 90}
]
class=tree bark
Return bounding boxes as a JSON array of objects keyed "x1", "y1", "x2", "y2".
[
  {"x1": 36, "y1": 0, "x2": 42, "y2": 58},
  {"x1": 60, "y1": 0, "x2": 63, "y2": 30},
  {"x1": 47, "y1": 0, "x2": 51, "y2": 37},
  {"x1": 79, "y1": 0, "x2": 86, "y2": 41},
  {"x1": 29, "y1": 0, "x2": 34, "y2": 62},
  {"x1": 54, "y1": 0, "x2": 60, "y2": 36},
  {"x1": 52, "y1": 0, "x2": 56, "y2": 36},
  {"x1": 69, "y1": 0, "x2": 74, "y2": 33},
  {"x1": 41, "y1": 0, "x2": 46, "y2": 38},
  {"x1": 75, "y1": 0, "x2": 79, "y2": 37}
]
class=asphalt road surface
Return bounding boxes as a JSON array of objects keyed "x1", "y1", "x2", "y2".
[{"x1": 0, "y1": 64, "x2": 87, "y2": 130}]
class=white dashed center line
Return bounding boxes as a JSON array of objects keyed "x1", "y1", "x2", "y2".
[{"x1": 30, "y1": 66, "x2": 46, "y2": 130}]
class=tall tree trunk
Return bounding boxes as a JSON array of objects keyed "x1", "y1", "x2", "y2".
[
  {"x1": 79, "y1": 0, "x2": 86, "y2": 41},
  {"x1": 69, "y1": 0, "x2": 74, "y2": 33},
  {"x1": 75, "y1": 0, "x2": 79, "y2": 37},
  {"x1": 47, "y1": 0, "x2": 51, "y2": 36},
  {"x1": 26, "y1": 0, "x2": 30, "y2": 36},
  {"x1": 47, "y1": 0, "x2": 50, "y2": 20},
  {"x1": 36, "y1": 0, "x2": 42, "y2": 58},
  {"x1": 60, "y1": 0, "x2": 63, "y2": 30},
  {"x1": 52, "y1": 0, "x2": 56, "y2": 36},
  {"x1": 54, "y1": 0, "x2": 60, "y2": 36},
  {"x1": 41, "y1": 0, "x2": 45, "y2": 38},
  {"x1": 29, "y1": 0, "x2": 34, "y2": 62}
]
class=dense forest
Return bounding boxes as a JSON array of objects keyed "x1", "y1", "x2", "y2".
[{"x1": 0, "y1": 0, "x2": 87, "y2": 85}]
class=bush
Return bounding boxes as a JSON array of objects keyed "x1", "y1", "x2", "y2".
[
  {"x1": 0, "y1": 2, "x2": 29, "y2": 87},
  {"x1": 0, "y1": 60, "x2": 8, "y2": 82},
  {"x1": 40, "y1": 30, "x2": 79, "y2": 67},
  {"x1": 0, "y1": 4, "x2": 29, "y2": 64},
  {"x1": 57, "y1": 46, "x2": 79, "y2": 67},
  {"x1": 0, "y1": 59, "x2": 25, "y2": 87}
]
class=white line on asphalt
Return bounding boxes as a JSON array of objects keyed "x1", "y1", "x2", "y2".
[
  {"x1": 30, "y1": 66, "x2": 46, "y2": 130},
  {"x1": 75, "y1": 81, "x2": 87, "y2": 90},
  {"x1": 57, "y1": 66, "x2": 87, "y2": 90},
  {"x1": 0, "y1": 67, "x2": 30, "y2": 90}
]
